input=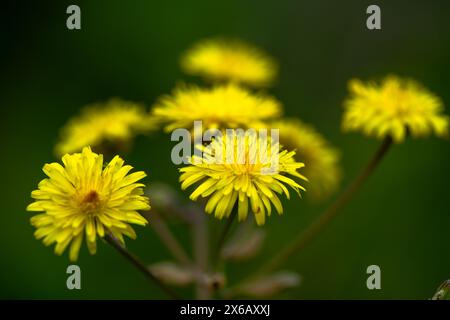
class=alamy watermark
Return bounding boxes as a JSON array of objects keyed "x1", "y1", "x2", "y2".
[
  {"x1": 366, "y1": 265, "x2": 381, "y2": 290},
  {"x1": 170, "y1": 121, "x2": 280, "y2": 175},
  {"x1": 66, "y1": 5, "x2": 81, "y2": 30},
  {"x1": 366, "y1": 5, "x2": 381, "y2": 30},
  {"x1": 66, "y1": 264, "x2": 81, "y2": 290}
]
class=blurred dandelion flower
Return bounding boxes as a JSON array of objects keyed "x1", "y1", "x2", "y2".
[
  {"x1": 27, "y1": 147, "x2": 150, "y2": 261},
  {"x1": 271, "y1": 119, "x2": 341, "y2": 199},
  {"x1": 181, "y1": 38, "x2": 278, "y2": 87},
  {"x1": 179, "y1": 132, "x2": 306, "y2": 225},
  {"x1": 152, "y1": 83, "x2": 282, "y2": 132},
  {"x1": 343, "y1": 76, "x2": 448, "y2": 142},
  {"x1": 55, "y1": 99, "x2": 155, "y2": 156}
]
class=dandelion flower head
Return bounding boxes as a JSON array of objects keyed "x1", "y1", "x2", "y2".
[
  {"x1": 179, "y1": 132, "x2": 306, "y2": 225},
  {"x1": 27, "y1": 147, "x2": 150, "y2": 261},
  {"x1": 343, "y1": 76, "x2": 448, "y2": 142},
  {"x1": 55, "y1": 99, "x2": 155, "y2": 155},
  {"x1": 181, "y1": 38, "x2": 278, "y2": 87},
  {"x1": 152, "y1": 83, "x2": 282, "y2": 133}
]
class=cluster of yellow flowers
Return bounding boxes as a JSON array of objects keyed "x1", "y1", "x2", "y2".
[
  {"x1": 152, "y1": 38, "x2": 346, "y2": 226},
  {"x1": 27, "y1": 37, "x2": 448, "y2": 262}
]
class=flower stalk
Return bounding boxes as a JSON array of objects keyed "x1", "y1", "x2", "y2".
[
  {"x1": 104, "y1": 233, "x2": 180, "y2": 299},
  {"x1": 213, "y1": 209, "x2": 238, "y2": 268},
  {"x1": 252, "y1": 136, "x2": 393, "y2": 276},
  {"x1": 141, "y1": 210, "x2": 192, "y2": 265},
  {"x1": 192, "y1": 210, "x2": 211, "y2": 299}
]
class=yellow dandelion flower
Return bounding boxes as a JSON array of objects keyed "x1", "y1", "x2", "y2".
[
  {"x1": 343, "y1": 75, "x2": 448, "y2": 142},
  {"x1": 152, "y1": 83, "x2": 282, "y2": 132},
  {"x1": 179, "y1": 132, "x2": 306, "y2": 226},
  {"x1": 181, "y1": 38, "x2": 278, "y2": 87},
  {"x1": 55, "y1": 99, "x2": 155, "y2": 156},
  {"x1": 27, "y1": 147, "x2": 150, "y2": 261},
  {"x1": 271, "y1": 119, "x2": 341, "y2": 199}
]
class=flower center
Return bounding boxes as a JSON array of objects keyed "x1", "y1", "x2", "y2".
[{"x1": 80, "y1": 190, "x2": 101, "y2": 214}]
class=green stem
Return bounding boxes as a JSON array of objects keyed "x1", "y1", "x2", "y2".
[
  {"x1": 192, "y1": 210, "x2": 211, "y2": 299},
  {"x1": 256, "y1": 136, "x2": 392, "y2": 275},
  {"x1": 213, "y1": 209, "x2": 238, "y2": 268},
  {"x1": 142, "y1": 210, "x2": 192, "y2": 265},
  {"x1": 105, "y1": 233, "x2": 180, "y2": 299}
]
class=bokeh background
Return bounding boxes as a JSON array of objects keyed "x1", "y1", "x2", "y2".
[{"x1": 1, "y1": 0, "x2": 449, "y2": 299}]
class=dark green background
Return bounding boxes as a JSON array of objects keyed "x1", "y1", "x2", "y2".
[{"x1": 1, "y1": 0, "x2": 449, "y2": 299}]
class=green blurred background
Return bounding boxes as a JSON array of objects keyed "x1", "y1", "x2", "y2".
[{"x1": 1, "y1": 0, "x2": 449, "y2": 299}]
